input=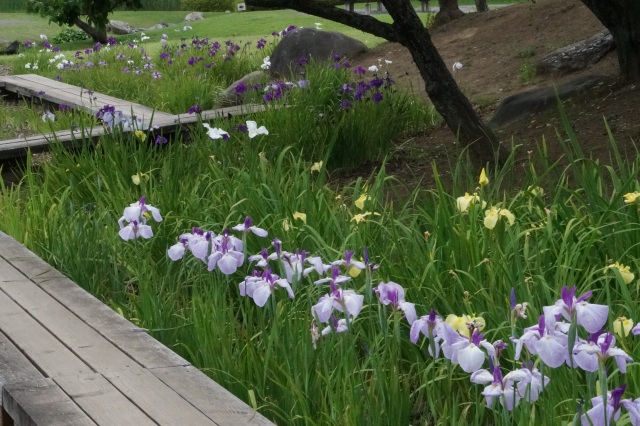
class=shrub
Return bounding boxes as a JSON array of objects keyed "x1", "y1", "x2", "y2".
[
  {"x1": 181, "y1": 0, "x2": 235, "y2": 12},
  {"x1": 51, "y1": 28, "x2": 89, "y2": 44}
]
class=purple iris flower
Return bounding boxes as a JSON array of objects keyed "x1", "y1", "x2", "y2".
[
  {"x1": 93, "y1": 42, "x2": 102, "y2": 52},
  {"x1": 42, "y1": 41, "x2": 51, "y2": 49},
  {"x1": 470, "y1": 365, "x2": 537, "y2": 411},
  {"x1": 444, "y1": 326, "x2": 496, "y2": 373},
  {"x1": 410, "y1": 309, "x2": 444, "y2": 357},
  {"x1": 370, "y1": 78, "x2": 384, "y2": 89},
  {"x1": 240, "y1": 269, "x2": 294, "y2": 307},
  {"x1": 372, "y1": 92, "x2": 383, "y2": 103},
  {"x1": 187, "y1": 104, "x2": 202, "y2": 115},
  {"x1": 581, "y1": 384, "x2": 640, "y2": 426},
  {"x1": 295, "y1": 55, "x2": 308, "y2": 67},
  {"x1": 353, "y1": 65, "x2": 366, "y2": 76},
  {"x1": 374, "y1": 282, "x2": 416, "y2": 324},
  {"x1": 208, "y1": 231, "x2": 244, "y2": 275},
  {"x1": 340, "y1": 99, "x2": 352, "y2": 110},
  {"x1": 512, "y1": 315, "x2": 568, "y2": 368},
  {"x1": 233, "y1": 124, "x2": 248, "y2": 133},
  {"x1": 573, "y1": 331, "x2": 633, "y2": 373},
  {"x1": 256, "y1": 38, "x2": 267, "y2": 49},
  {"x1": 155, "y1": 135, "x2": 167, "y2": 145},
  {"x1": 52, "y1": 46, "x2": 60, "y2": 52},
  {"x1": 232, "y1": 216, "x2": 268, "y2": 237},
  {"x1": 543, "y1": 286, "x2": 609, "y2": 333},
  {"x1": 235, "y1": 82, "x2": 247, "y2": 95},
  {"x1": 59, "y1": 103, "x2": 71, "y2": 111},
  {"x1": 107, "y1": 36, "x2": 117, "y2": 46},
  {"x1": 24, "y1": 40, "x2": 32, "y2": 48}
]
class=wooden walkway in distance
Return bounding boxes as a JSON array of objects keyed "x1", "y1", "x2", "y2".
[
  {"x1": 0, "y1": 231, "x2": 274, "y2": 426},
  {"x1": 0, "y1": 74, "x2": 267, "y2": 160}
]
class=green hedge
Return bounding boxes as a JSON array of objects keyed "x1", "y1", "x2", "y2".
[
  {"x1": 181, "y1": 0, "x2": 236, "y2": 12},
  {"x1": 0, "y1": 0, "x2": 182, "y2": 12}
]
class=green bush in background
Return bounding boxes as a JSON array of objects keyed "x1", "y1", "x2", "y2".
[
  {"x1": 51, "y1": 28, "x2": 89, "y2": 44},
  {"x1": 181, "y1": 0, "x2": 236, "y2": 12}
]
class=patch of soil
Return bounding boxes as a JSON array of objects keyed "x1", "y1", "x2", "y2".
[
  {"x1": 0, "y1": 65, "x2": 10, "y2": 76},
  {"x1": 351, "y1": 0, "x2": 638, "y2": 190}
]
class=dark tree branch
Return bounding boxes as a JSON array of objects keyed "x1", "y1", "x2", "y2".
[{"x1": 246, "y1": 0, "x2": 400, "y2": 43}]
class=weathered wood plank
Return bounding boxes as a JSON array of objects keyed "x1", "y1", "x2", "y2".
[
  {"x1": 0, "y1": 331, "x2": 45, "y2": 406},
  {"x1": 34, "y1": 277, "x2": 190, "y2": 369},
  {"x1": 0, "y1": 258, "x2": 25, "y2": 282},
  {"x1": 0, "y1": 128, "x2": 102, "y2": 160},
  {"x1": 0, "y1": 233, "x2": 35, "y2": 260},
  {"x1": 3, "y1": 378, "x2": 96, "y2": 426},
  {"x1": 0, "y1": 288, "x2": 92, "y2": 377},
  {"x1": 54, "y1": 374, "x2": 157, "y2": 426},
  {"x1": 0, "y1": 279, "x2": 139, "y2": 374},
  {"x1": 103, "y1": 368, "x2": 218, "y2": 426},
  {"x1": 151, "y1": 366, "x2": 273, "y2": 426},
  {"x1": 0, "y1": 75, "x2": 174, "y2": 122}
]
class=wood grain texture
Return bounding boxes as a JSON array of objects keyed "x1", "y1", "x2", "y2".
[
  {"x1": 151, "y1": 366, "x2": 273, "y2": 426},
  {"x1": 54, "y1": 374, "x2": 157, "y2": 426},
  {"x1": 35, "y1": 276, "x2": 190, "y2": 369},
  {"x1": 3, "y1": 379, "x2": 96, "y2": 426},
  {"x1": 0, "y1": 288, "x2": 92, "y2": 378},
  {"x1": 0, "y1": 331, "x2": 45, "y2": 405},
  {"x1": 0, "y1": 279, "x2": 138, "y2": 374},
  {"x1": 103, "y1": 368, "x2": 218, "y2": 426}
]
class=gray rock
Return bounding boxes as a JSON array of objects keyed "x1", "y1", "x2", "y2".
[
  {"x1": 185, "y1": 12, "x2": 205, "y2": 22},
  {"x1": 488, "y1": 75, "x2": 607, "y2": 129},
  {"x1": 219, "y1": 71, "x2": 269, "y2": 106},
  {"x1": 0, "y1": 39, "x2": 19, "y2": 55},
  {"x1": 536, "y1": 30, "x2": 615, "y2": 75},
  {"x1": 145, "y1": 23, "x2": 169, "y2": 31},
  {"x1": 269, "y1": 27, "x2": 369, "y2": 77},
  {"x1": 107, "y1": 20, "x2": 140, "y2": 35}
]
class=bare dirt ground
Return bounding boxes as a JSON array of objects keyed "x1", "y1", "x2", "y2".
[{"x1": 352, "y1": 0, "x2": 639, "y2": 189}]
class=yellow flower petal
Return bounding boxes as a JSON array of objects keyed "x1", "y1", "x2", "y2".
[
  {"x1": 499, "y1": 208, "x2": 516, "y2": 226},
  {"x1": 613, "y1": 316, "x2": 634, "y2": 337},
  {"x1": 479, "y1": 168, "x2": 489, "y2": 186},
  {"x1": 348, "y1": 266, "x2": 362, "y2": 278},
  {"x1": 131, "y1": 174, "x2": 141, "y2": 185},
  {"x1": 484, "y1": 206, "x2": 499, "y2": 229},
  {"x1": 355, "y1": 194, "x2": 370, "y2": 210},
  {"x1": 605, "y1": 262, "x2": 635, "y2": 284},
  {"x1": 624, "y1": 192, "x2": 640, "y2": 204},
  {"x1": 293, "y1": 212, "x2": 307, "y2": 224},
  {"x1": 134, "y1": 130, "x2": 147, "y2": 141},
  {"x1": 310, "y1": 161, "x2": 323, "y2": 172},
  {"x1": 283, "y1": 219, "x2": 291, "y2": 232}
]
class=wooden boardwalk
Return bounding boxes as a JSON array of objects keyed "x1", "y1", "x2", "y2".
[
  {"x1": 0, "y1": 231, "x2": 274, "y2": 426},
  {"x1": 0, "y1": 75, "x2": 267, "y2": 160}
]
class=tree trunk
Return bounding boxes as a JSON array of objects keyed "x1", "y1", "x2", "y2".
[
  {"x1": 383, "y1": 0, "x2": 507, "y2": 164},
  {"x1": 580, "y1": 0, "x2": 640, "y2": 81},
  {"x1": 475, "y1": 0, "x2": 489, "y2": 13},
  {"x1": 74, "y1": 17, "x2": 108, "y2": 44},
  {"x1": 435, "y1": 0, "x2": 465, "y2": 26}
]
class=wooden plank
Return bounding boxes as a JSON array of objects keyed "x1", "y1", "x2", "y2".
[
  {"x1": 103, "y1": 368, "x2": 217, "y2": 426},
  {"x1": 151, "y1": 366, "x2": 273, "y2": 426},
  {"x1": 34, "y1": 277, "x2": 190, "y2": 369},
  {"x1": 54, "y1": 374, "x2": 157, "y2": 426},
  {"x1": 0, "y1": 331, "x2": 45, "y2": 406},
  {"x1": 0, "y1": 258, "x2": 25, "y2": 282},
  {"x1": 0, "y1": 280, "x2": 138, "y2": 374},
  {"x1": 0, "y1": 233, "x2": 39, "y2": 260},
  {"x1": 3, "y1": 378, "x2": 96, "y2": 426},
  {"x1": 1, "y1": 256, "x2": 66, "y2": 284},
  {"x1": 0, "y1": 288, "x2": 92, "y2": 378},
  {"x1": 0, "y1": 75, "x2": 175, "y2": 122}
]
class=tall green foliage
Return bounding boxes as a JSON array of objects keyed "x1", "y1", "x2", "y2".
[{"x1": 180, "y1": 0, "x2": 235, "y2": 12}]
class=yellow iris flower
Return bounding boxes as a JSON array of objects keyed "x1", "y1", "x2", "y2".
[
  {"x1": 613, "y1": 316, "x2": 634, "y2": 337},
  {"x1": 479, "y1": 168, "x2": 489, "y2": 186},
  {"x1": 624, "y1": 192, "x2": 640, "y2": 204},
  {"x1": 484, "y1": 206, "x2": 515, "y2": 229},
  {"x1": 445, "y1": 314, "x2": 485, "y2": 338},
  {"x1": 605, "y1": 262, "x2": 635, "y2": 284}
]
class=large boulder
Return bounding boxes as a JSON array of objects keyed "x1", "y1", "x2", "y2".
[
  {"x1": 269, "y1": 27, "x2": 369, "y2": 77},
  {"x1": 107, "y1": 20, "x2": 140, "y2": 35},
  {"x1": 488, "y1": 75, "x2": 607, "y2": 129},
  {"x1": 0, "y1": 39, "x2": 19, "y2": 55},
  {"x1": 145, "y1": 23, "x2": 170, "y2": 31},
  {"x1": 536, "y1": 30, "x2": 615, "y2": 75},
  {"x1": 219, "y1": 71, "x2": 269, "y2": 106},
  {"x1": 185, "y1": 12, "x2": 205, "y2": 22}
]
